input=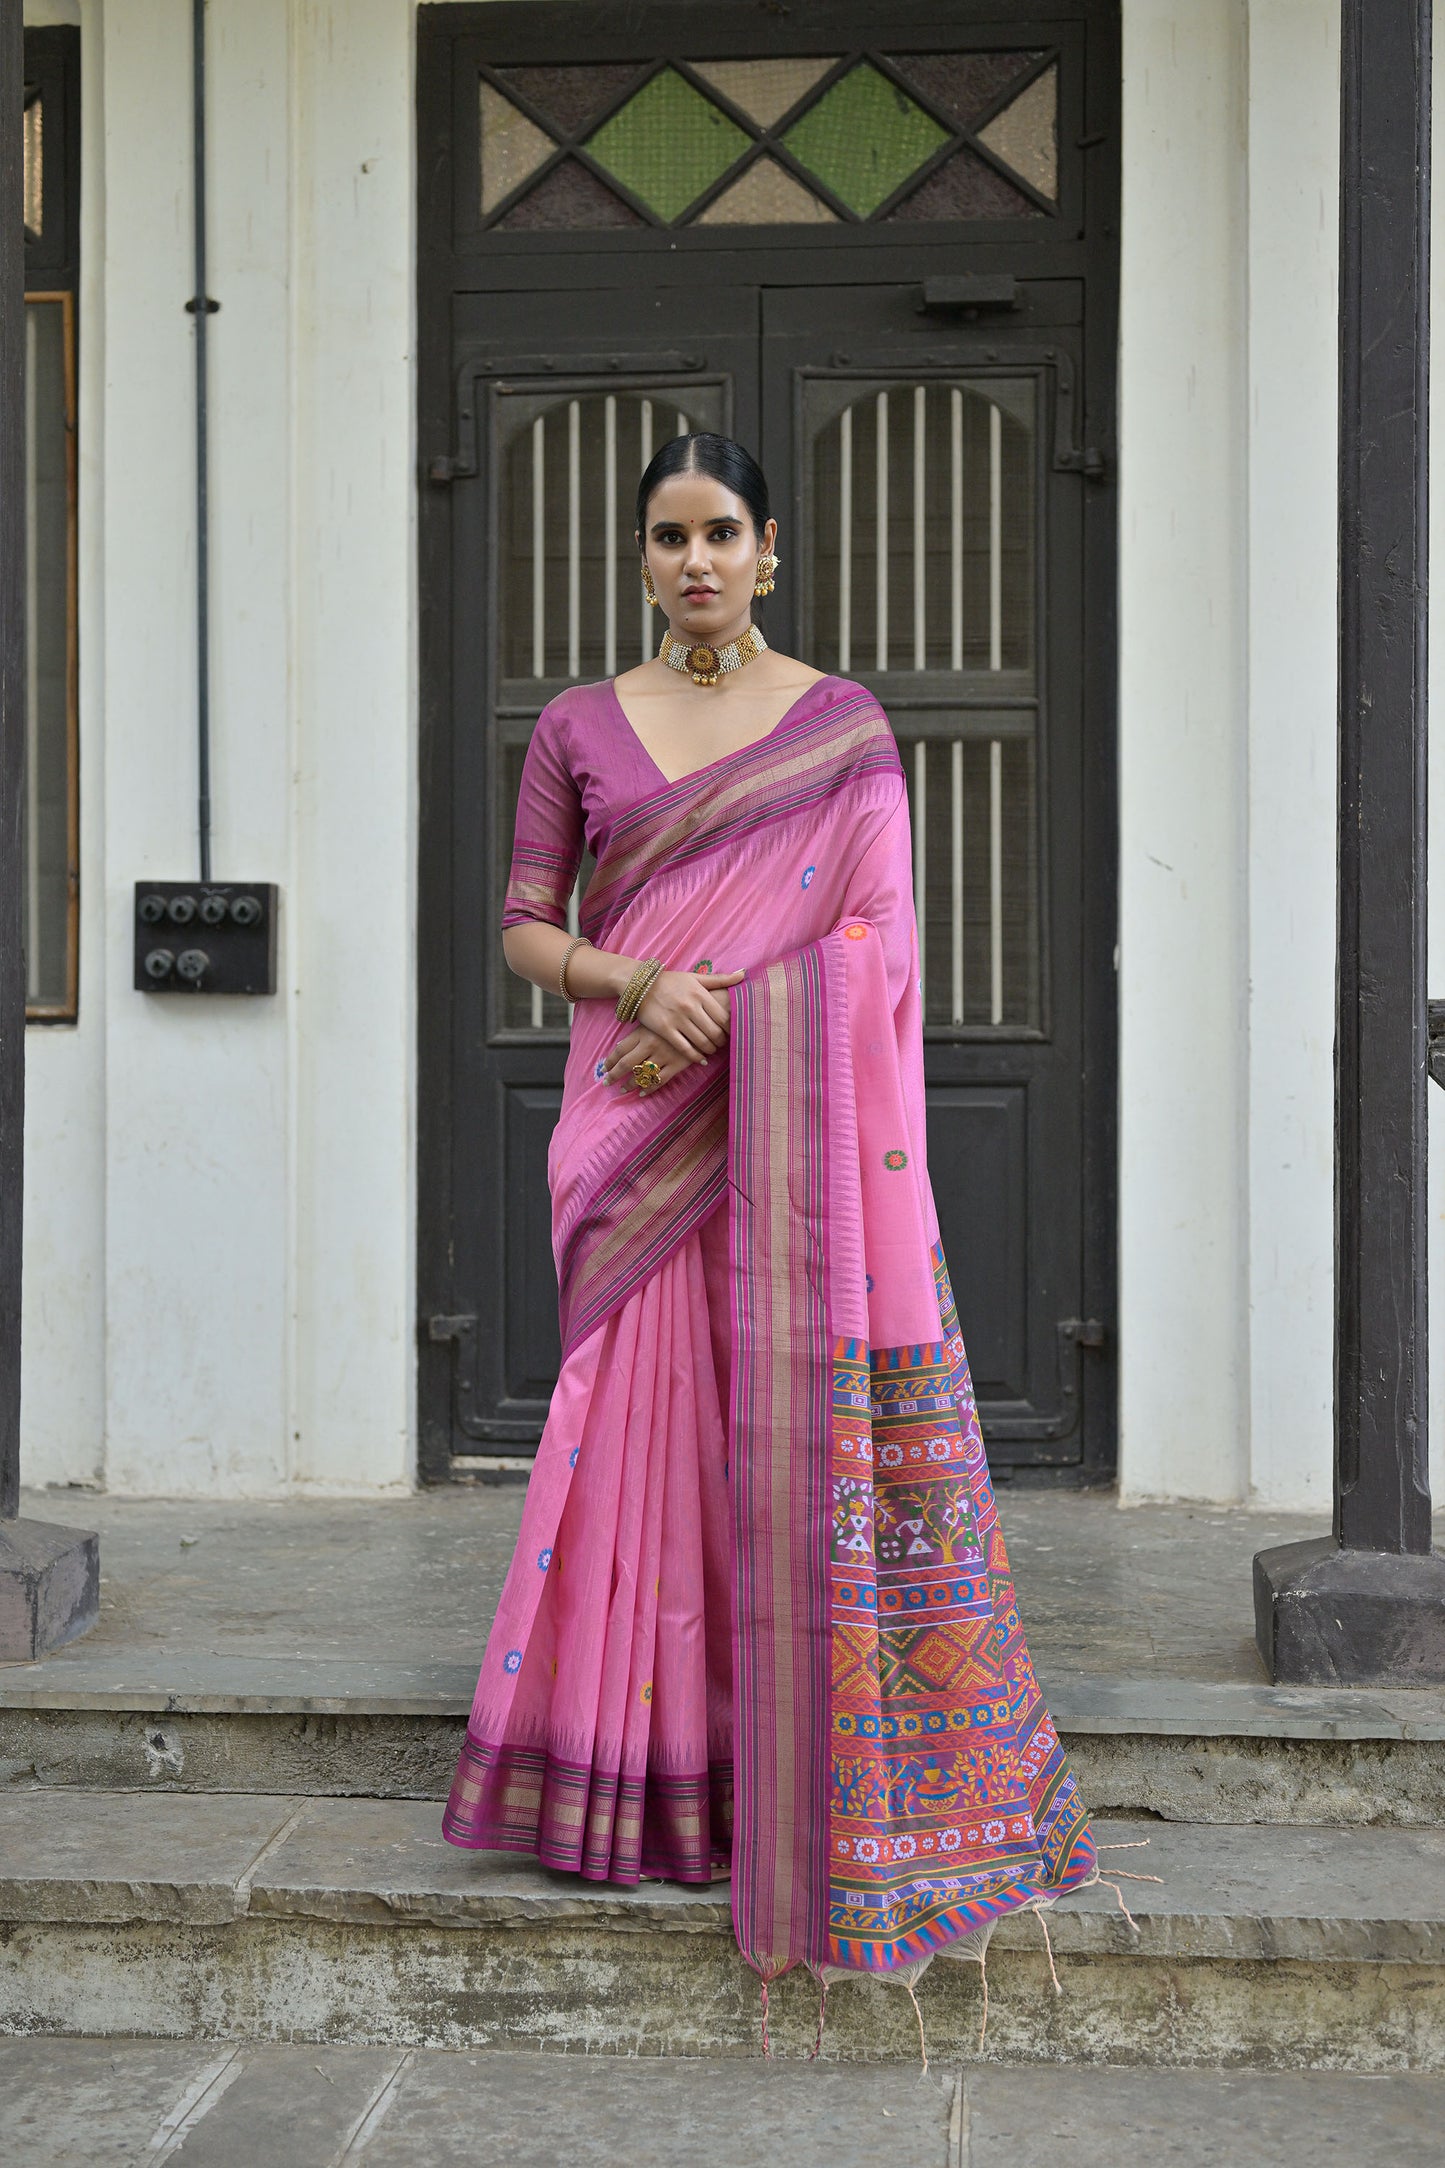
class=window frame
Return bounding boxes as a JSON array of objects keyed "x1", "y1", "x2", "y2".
[{"x1": 23, "y1": 25, "x2": 80, "y2": 1026}]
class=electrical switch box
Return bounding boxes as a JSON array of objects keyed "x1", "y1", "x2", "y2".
[{"x1": 133, "y1": 881, "x2": 278, "y2": 995}]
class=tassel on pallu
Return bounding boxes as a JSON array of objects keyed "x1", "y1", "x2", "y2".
[{"x1": 726, "y1": 919, "x2": 1096, "y2": 1989}]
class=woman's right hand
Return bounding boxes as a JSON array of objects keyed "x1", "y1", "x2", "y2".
[{"x1": 632, "y1": 968, "x2": 745, "y2": 1066}]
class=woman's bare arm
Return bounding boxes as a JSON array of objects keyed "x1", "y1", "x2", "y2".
[
  {"x1": 502, "y1": 920, "x2": 635, "y2": 1005},
  {"x1": 502, "y1": 919, "x2": 745, "y2": 1072}
]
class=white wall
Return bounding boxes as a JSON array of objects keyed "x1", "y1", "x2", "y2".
[
  {"x1": 1241, "y1": 0, "x2": 1338, "y2": 1513},
  {"x1": 1117, "y1": 0, "x2": 1341, "y2": 1511},
  {"x1": 1117, "y1": 0, "x2": 1252, "y2": 1503},
  {"x1": 21, "y1": 0, "x2": 416, "y2": 1496}
]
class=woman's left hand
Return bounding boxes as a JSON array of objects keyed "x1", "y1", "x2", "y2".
[
  {"x1": 601, "y1": 1023, "x2": 699, "y2": 1094},
  {"x1": 602, "y1": 992, "x2": 736, "y2": 1092}
]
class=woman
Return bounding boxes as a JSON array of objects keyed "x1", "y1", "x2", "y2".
[{"x1": 444, "y1": 432, "x2": 1095, "y2": 1998}]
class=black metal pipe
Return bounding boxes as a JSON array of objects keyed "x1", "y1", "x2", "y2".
[
  {"x1": 191, "y1": 0, "x2": 212, "y2": 885},
  {"x1": 1333, "y1": 0, "x2": 1432, "y2": 1556}
]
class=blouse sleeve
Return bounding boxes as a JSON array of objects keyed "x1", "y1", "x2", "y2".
[{"x1": 501, "y1": 702, "x2": 584, "y2": 930}]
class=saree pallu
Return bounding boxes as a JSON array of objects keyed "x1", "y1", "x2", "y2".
[{"x1": 445, "y1": 677, "x2": 1095, "y2": 1983}]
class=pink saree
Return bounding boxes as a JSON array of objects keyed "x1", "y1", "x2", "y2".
[{"x1": 444, "y1": 674, "x2": 1095, "y2": 1984}]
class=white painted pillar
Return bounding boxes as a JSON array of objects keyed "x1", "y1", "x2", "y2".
[
  {"x1": 286, "y1": 0, "x2": 416, "y2": 1492},
  {"x1": 55, "y1": 0, "x2": 417, "y2": 1497},
  {"x1": 1243, "y1": 0, "x2": 1338, "y2": 1512},
  {"x1": 98, "y1": 0, "x2": 290, "y2": 1493},
  {"x1": 1117, "y1": 0, "x2": 1251, "y2": 1502}
]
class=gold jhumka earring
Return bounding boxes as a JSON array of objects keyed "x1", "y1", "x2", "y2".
[
  {"x1": 641, "y1": 564, "x2": 660, "y2": 607},
  {"x1": 754, "y1": 552, "x2": 779, "y2": 597}
]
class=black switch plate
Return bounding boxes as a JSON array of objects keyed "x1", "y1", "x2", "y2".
[{"x1": 133, "y1": 881, "x2": 278, "y2": 995}]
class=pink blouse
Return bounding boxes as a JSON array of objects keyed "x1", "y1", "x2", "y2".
[
  {"x1": 501, "y1": 681, "x2": 671, "y2": 931},
  {"x1": 502, "y1": 674, "x2": 853, "y2": 931}
]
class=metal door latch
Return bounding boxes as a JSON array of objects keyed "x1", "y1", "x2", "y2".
[{"x1": 918, "y1": 276, "x2": 1021, "y2": 316}]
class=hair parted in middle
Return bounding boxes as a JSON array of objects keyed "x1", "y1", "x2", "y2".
[{"x1": 634, "y1": 431, "x2": 772, "y2": 540}]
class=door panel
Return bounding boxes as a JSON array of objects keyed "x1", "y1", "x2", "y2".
[
  {"x1": 761, "y1": 283, "x2": 1087, "y2": 1460},
  {"x1": 443, "y1": 291, "x2": 759, "y2": 1446},
  {"x1": 417, "y1": 3, "x2": 1119, "y2": 1485}
]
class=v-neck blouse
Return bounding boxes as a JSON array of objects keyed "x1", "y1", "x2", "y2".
[{"x1": 501, "y1": 674, "x2": 846, "y2": 930}]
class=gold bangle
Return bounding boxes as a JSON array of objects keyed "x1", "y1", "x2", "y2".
[
  {"x1": 630, "y1": 958, "x2": 664, "y2": 1021},
  {"x1": 558, "y1": 935, "x2": 591, "y2": 1003},
  {"x1": 616, "y1": 956, "x2": 663, "y2": 1023},
  {"x1": 616, "y1": 958, "x2": 657, "y2": 1022}
]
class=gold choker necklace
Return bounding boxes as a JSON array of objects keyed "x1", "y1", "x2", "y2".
[{"x1": 660, "y1": 625, "x2": 767, "y2": 686}]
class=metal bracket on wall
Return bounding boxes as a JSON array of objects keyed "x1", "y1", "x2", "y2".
[
  {"x1": 427, "y1": 1311, "x2": 544, "y2": 1447},
  {"x1": 1047, "y1": 347, "x2": 1106, "y2": 478},
  {"x1": 426, "y1": 353, "x2": 707, "y2": 484},
  {"x1": 918, "y1": 274, "x2": 1022, "y2": 317},
  {"x1": 983, "y1": 1315, "x2": 1107, "y2": 1446},
  {"x1": 1427, "y1": 1001, "x2": 1445, "y2": 1087}
]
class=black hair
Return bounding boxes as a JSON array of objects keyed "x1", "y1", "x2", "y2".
[{"x1": 634, "y1": 431, "x2": 771, "y2": 541}]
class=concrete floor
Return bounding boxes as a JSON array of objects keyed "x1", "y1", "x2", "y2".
[
  {"x1": 0, "y1": 2036, "x2": 1439, "y2": 2166},
  {"x1": 10, "y1": 1482, "x2": 1445, "y2": 1735},
  {"x1": 11, "y1": 1481, "x2": 1313, "y2": 1692}
]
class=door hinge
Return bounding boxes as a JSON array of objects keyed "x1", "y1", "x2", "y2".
[
  {"x1": 426, "y1": 352, "x2": 708, "y2": 485},
  {"x1": 1060, "y1": 1316, "x2": 1107, "y2": 1350},
  {"x1": 1048, "y1": 348, "x2": 1109, "y2": 481},
  {"x1": 427, "y1": 1313, "x2": 476, "y2": 1342}
]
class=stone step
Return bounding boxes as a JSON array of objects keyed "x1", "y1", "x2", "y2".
[
  {"x1": 5, "y1": 2036, "x2": 1444, "y2": 2168},
  {"x1": 3, "y1": 1672, "x2": 1444, "y2": 1827},
  {"x1": 1, "y1": 1793, "x2": 1442, "y2": 2069}
]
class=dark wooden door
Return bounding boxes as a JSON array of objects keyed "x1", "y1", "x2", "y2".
[
  {"x1": 418, "y1": 2, "x2": 1119, "y2": 1483},
  {"x1": 759, "y1": 283, "x2": 1093, "y2": 1463},
  {"x1": 436, "y1": 289, "x2": 760, "y2": 1453}
]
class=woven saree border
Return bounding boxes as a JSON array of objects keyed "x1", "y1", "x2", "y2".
[
  {"x1": 557, "y1": 1061, "x2": 729, "y2": 1357},
  {"x1": 728, "y1": 939, "x2": 838, "y2": 1978},
  {"x1": 580, "y1": 689, "x2": 901, "y2": 944},
  {"x1": 443, "y1": 1733, "x2": 733, "y2": 1884}
]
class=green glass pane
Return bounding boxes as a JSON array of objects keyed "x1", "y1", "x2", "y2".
[
  {"x1": 783, "y1": 61, "x2": 948, "y2": 218},
  {"x1": 585, "y1": 68, "x2": 750, "y2": 221}
]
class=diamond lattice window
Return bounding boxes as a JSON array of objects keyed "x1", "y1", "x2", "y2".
[{"x1": 475, "y1": 51, "x2": 1059, "y2": 230}]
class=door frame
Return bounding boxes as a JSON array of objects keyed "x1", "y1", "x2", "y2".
[{"x1": 415, "y1": 0, "x2": 1121, "y2": 1485}]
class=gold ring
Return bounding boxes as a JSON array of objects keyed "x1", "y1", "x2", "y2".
[{"x1": 632, "y1": 1059, "x2": 662, "y2": 1092}]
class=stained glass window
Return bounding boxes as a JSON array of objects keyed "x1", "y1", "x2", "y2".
[
  {"x1": 781, "y1": 63, "x2": 948, "y2": 218},
  {"x1": 479, "y1": 81, "x2": 554, "y2": 216},
  {"x1": 978, "y1": 64, "x2": 1059, "y2": 203},
  {"x1": 693, "y1": 158, "x2": 836, "y2": 226},
  {"x1": 689, "y1": 58, "x2": 835, "y2": 130},
  {"x1": 585, "y1": 69, "x2": 750, "y2": 221},
  {"x1": 886, "y1": 52, "x2": 1043, "y2": 131},
  {"x1": 474, "y1": 47, "x2": 1061, "y2": 230}
]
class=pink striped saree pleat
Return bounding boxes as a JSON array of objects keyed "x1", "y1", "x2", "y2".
[{"x1": 443, "y1": 1221, "x2": 732, "y2": 1883}]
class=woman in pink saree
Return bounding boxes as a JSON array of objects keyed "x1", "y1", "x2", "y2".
[{"x1": 444, "y1": 433, "x2": 1095, "y2": 1995}]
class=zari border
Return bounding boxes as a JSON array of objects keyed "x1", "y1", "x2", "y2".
[{"x1": 728, "y1": 939, "x2": 839, "y2": 1976}]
